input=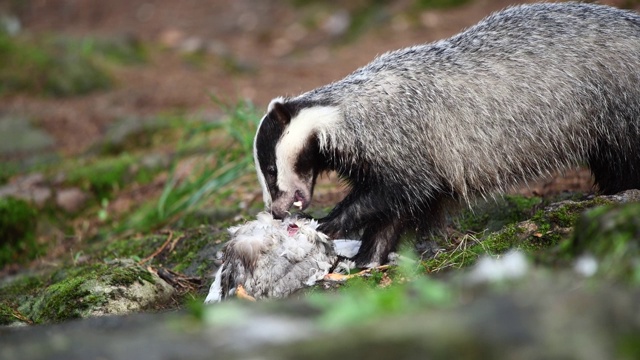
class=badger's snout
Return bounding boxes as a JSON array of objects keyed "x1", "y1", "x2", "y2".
[{"x1": 270, "y1": 204, "x2": 288, "y2": 220}]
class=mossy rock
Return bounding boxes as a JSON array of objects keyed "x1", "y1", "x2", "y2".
[
  {"x1": 13, "y1": 260, "x2": 174, "y2": 324},
  {"x1": 424, "y1": 191, "x2": 640, "y2": 273},
  {"x1": 456, "y1": 195, "x2": 543, "y2": 234},
  {"x1": 97, "y1": 225, "x2": 227, "y2": 279},
  {"x1": 572, "y1": 202, "x2": 640, "y2": 283}
]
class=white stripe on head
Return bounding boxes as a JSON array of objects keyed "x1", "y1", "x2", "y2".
[
  {"x1": 275, "y1": 106, "x2": 341, "y2": 193},
  {"x1": 254, "y1": 97, "x2": 285, "y2": 208},
  {"x1": 268, "y1": 97, "x2": 285, "y2": 112}
]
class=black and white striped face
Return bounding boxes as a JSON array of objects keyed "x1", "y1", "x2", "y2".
[{"x1": 253, "y1": 98, "x2": 340, "y2": 219}]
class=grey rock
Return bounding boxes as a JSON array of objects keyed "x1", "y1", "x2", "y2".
[
  {"x1": 55, "y1": 188, "x2": 89, "y2": 213},
  {"x1": 0, "y1": 116, "x2": 54, "y2": 155}
]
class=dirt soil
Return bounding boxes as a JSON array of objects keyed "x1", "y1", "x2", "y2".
[{"x1": 4, "y1": 0, "x2": 634, "y2": 189}]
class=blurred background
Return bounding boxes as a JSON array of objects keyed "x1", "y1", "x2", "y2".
[{"x1": 4, "y1": 0, "x2": 635, "y2": 156}]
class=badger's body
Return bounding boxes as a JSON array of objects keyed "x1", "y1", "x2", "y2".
[{"x1": 254, "y1": 2, "x2": 640, "y2": 267}]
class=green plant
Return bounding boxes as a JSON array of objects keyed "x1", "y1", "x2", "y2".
[
  {"x1": 0, "y1": 197, "x2": 41, "y2": 267},
  {"x1": 65, "y1": 154, "x2": 136, "y2": 200},
  {"x1": 153, "y1": 98, "x2": 260, "y2": 226},
  {"x1": 311, "y1": 249, "x2": 453, "y2": 328},
  {"x1": 72, "y1": 36, "x2": 147, "y2": 65}
]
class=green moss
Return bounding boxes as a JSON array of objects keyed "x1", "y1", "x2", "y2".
[
  {"x1": 456, "y1": 195, "x2": 542, "y2": 233},
  {"x1": 533, "y1": 197, "x2": 613, "y2": 229},
  {"x1": 618, "y1": 332, "x2": 640, "y2": 358},
  {"x1": 19, "y1": 262, "x2": 159, "y2": 324},
  {"x1": 0, "y1": 274, "x2": 44, "y2": 325},
  {"x1": 0, "y1": 302, "x2": 15, "y2": 325},
  {"x1": 65, "y1": 154, "x2": 137, "y2": 199},
  {"x1": 428, "y1": 195, "x2": 595, "y2": 273},
  {"x1": 572, "y1": 203, "x2": 640, "y2": 283},
  {"x1": 97, "y1": 232, "x2": 166, "y2": 261},
  {"x1": 158, "y1": 227, "x2": 227, "y2": 277},
  {"x1": 27, "y1": 276, "x2": 100, "y2": 323},
  {"x1": 0, "y1": 275, "x2": 44, "y2": 301},
  {"x1": 109, "y1": 265, "x2": 155, "y2": 286},
  {"x1": 95, "y1": 226, "x2": 226, "y2": 278},
  {"x1": 0, "y1": 161, "x2": 19, "y2": 185},
  {"x1": 73, "y1": 36, "x2": 147, "y2": 65},
  {"x1": 423, "y1": 237, "x2": 483, "y2": 272},
  {"x1": 486, "y1": 224, "x2": 522, "y2": 250},
  {"x1": 424, "y1": 193, "x2": 620, "y2": 273},
  {"x1": 423, "y1": 222, "x2": 533, "y2": 273},
  {"x1": 0, "y1": 197, "x2": 43, "y2": 268}
]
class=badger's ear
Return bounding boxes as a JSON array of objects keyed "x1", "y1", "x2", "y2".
[{"x1": 268, "y1": 99, "x2": 291, "y2": 126}]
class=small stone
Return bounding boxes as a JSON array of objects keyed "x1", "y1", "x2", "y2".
[
  {"x1": 0, "y1": 173, "x2": 51, "y2": 207},
  {"x1": 56, "y1": 188, "x2": 89, "y2": 213},
  {"x1": 323, "y1": 10, "x2": 351, "y2": 37},
  {"x1": 158, "y1": 28, "x2": 185, "y2": 48},
  {"x1": 179, "y1": 37, "x2": 205, "y2": 54}
]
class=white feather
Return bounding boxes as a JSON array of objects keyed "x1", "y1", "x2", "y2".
[{"x1": 204, "y1": 266, "x2": 224, "y2": 304}]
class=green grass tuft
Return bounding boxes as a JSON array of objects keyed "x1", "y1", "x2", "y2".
[
  {"x1": 121, "y1": 98, "x2": 261, "y2": 232},
  {"x1": 0, "y1": 197, "x2": 42, "y2": 268}
]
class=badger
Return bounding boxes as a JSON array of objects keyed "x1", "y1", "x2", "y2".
[{"x1": 253, "y1": 2, "x2": 640, "y2": 267}]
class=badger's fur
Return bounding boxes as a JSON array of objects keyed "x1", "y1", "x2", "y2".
[{"x1": 254, "y1": 3, "x2": 640, "y2": 267}]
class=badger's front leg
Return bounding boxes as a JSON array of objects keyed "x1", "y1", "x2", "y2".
[
  {"x1": 318, "y1": 188, "x2": 407, "y2": 266},
  {"x1": 352, "y1": 217, "x2": 407, "y2": 267},
  {"x1": 317, "y1": 187, "x2": 383, "y2": 239}
]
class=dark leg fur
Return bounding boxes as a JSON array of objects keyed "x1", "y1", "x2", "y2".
[
  {"x1": 319, "y1": 185, "x2": 453, "y2": 266},
  {"x1": 318, "y1": 186, "x2": 385, "y2": 238},
  {"x1": 589, "y1": 131, "x2": 640, "y2": 194},
  {"x1": 415, "y1": 196, "x2": 453, "y2": 259},
  {"x1": 318, "y1": 186, "x2": 406, "y2": 266},
  {"x1": 352, "y1": 216, "x2": 407, "y2": 267}
]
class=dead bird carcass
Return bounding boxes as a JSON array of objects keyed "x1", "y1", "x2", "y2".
[{"x1": 205, "y1": 212, "x2": 360, "y2": 303}]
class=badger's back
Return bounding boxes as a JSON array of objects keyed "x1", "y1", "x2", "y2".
[{"x1": 297, "y1": 2, "x2": 640, "y2": 202}]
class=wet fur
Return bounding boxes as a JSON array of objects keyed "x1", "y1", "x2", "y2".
[{"x1": 254, "y1": 3, "x2": 640, "y2": 266}]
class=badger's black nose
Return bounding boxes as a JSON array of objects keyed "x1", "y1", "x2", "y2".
[{"x1": 270, "y1": 207, "x2": 287, "y2": 220}]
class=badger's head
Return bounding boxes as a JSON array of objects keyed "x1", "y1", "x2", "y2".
[{"x1": 254, "y1": 97, "x2": 340, "y2": 219}]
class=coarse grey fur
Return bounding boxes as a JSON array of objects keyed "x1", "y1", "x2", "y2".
[{"x1": 255, "y1": 2, "x2": 640, "y2": 267}]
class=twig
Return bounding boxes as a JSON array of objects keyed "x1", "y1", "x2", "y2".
[
  {"x1": 156, "y1": 267, "x2": 203, "y2": 292},
  {"x1": 324, "y1": 265, "x2": 392, "y2": 282},
  {"x1": 11, "y1": 308, "x2": 33, "y2": 325},
  {"x1": 168, "y1": 234, "x2": 185, "y2": 252},
  {"x1": 139, "y1": 231, "x2": 173, "y2": 265}
]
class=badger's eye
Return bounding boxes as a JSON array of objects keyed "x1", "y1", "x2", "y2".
[{"x1": 266, "y1": 166, "x2": 277, "y2": 176}]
